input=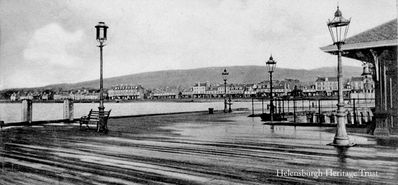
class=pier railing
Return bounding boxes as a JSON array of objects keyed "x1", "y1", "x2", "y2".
[{"x1": 250, "y1": 97, "x2": 375, "y2": 125}]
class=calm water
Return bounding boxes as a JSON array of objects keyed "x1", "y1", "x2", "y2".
[
  {"x1": 0, "y1": 99, "x2": 374, "y2": 123},
  {"x1": 0, "y1": 101, "x2": 258, "y2": 123}
]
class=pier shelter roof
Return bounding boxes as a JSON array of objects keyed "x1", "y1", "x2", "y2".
[{"x1": 321, "y1": 19, "x2": 397, "y2": 62}]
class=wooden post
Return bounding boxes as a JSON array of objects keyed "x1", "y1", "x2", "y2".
[
  {"x1": 251, "y1": 97, "x2": 254, "y2": 115},
  {"x1": 21, "y1": 99, "x2": 32, "y2": 123},
  {"x1": 318, "y1": 99, "x2": 321, "y2": 123},
  {"x1": 63, "y1": 99, "x2": 74, "y2": 122},
  {"x1": 356, "y1": 111, "x2": 362, "y2": 125},
  {"x1": 278, "y1": 99, "x2": 281, "y2": 114},
  {"x1": 293, "y1": 99, "x2": 296, "y2": 123},
  {"x1": 282, "y1": 99, "x2": 285, "y2": 119},
  {"x1": 353, "y1": 98, "x2": 356, "y2": 125}
]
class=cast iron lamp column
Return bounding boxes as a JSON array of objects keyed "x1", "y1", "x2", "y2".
[
  {"x1": 228, "y1": 86, "x2": 232, "y2": 113},
  {"x1": 95, "y1": 22, "x2": 108, "y2": 132},
  {"x1": 266, "y1": 55, "x2": 276, "y2": 123},
  {"x1": 327, "y1": 6, "x2": 354, "y2": 146},
  {"x1": 222, "y1": 69, "x2": 229, "y2": 113}
]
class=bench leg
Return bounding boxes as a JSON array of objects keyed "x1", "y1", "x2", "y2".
[
  {"x1": 80, "y1": 121, "x2": 85, "y2": 129},
  {"x1": 80, "y1": 120, "x2": 89, "y2": 129}
]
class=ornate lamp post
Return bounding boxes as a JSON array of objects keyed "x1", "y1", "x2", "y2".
[
  {"x1": 95, "y1": 22, "x2": 108, "y2": 132},
  {"x1": 327, "y1": 6, "x2": 354, "y2": 146},
  {"x1": 266, "y1": 55, "x2": 276, "y2": 123},
  {"x1": 222, "y1": 69, "x2": 229, "y2": 113}
]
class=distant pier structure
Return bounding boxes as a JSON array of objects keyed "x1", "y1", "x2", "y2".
[{"x1": 321, "y1": 19, "x2": 398, "y2": 135}]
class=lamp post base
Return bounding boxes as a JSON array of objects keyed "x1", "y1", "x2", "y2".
[
  {"x1": 98, "y1": 106, "x2": 107, "y2": 133},
  {"x1": 328, "y1": 136, "x2": 356, "y2": 147},
  {"x1": 328, "y1": 142, "x2": 356, "y2": 147},
  {"x1": 329, "y1": 112, "x2": 356, "y2": 147}
]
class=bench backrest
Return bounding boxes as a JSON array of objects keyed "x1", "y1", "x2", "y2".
[{"x1": 87, "y1": 109, "x2": 112, "y2": 119}]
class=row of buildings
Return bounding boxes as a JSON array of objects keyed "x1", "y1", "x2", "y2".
[
  {"x1": 9, "y1": 89, "x2": 103, "y2": 101},
  {"x1": 9, "y1": 75, "x2": 374, "y2": 101},
  {"x1": 109, "y1": 75, "x2": 374, "y2": 100}
]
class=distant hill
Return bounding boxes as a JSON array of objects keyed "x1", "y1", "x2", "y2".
[{"x1": 42, "y1": 65, "x2": 362, "y2": 90}]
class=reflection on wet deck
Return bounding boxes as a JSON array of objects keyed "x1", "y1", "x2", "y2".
[{"x1": 1, "y1": 112, "x2": 397, "y2": 184}]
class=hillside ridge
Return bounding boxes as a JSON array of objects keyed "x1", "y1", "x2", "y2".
[{"x1": 39, "y1": 65, "x2": 362, "y2": 90}]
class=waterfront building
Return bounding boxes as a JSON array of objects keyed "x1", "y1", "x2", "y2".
[
  {"x1": 53, "y1": 92, "x2": 72, "y2": 100},
  {"x1": 41, "y1": 93, "x2": 49, "y2": 100},
  {"x1": 315, "y1": 77, "x2": 338, "y2": 96},
  {"x1": 10, "y1": 92, "x2": 18, "y2": 101},
  {"x1": 217, "y1": 84, "x2": 230, "y2": 97},
  {"x1": 255, "y1": 80, "x2": 290, "y2": 98},
  {"x1": 71, "y1": 91, "x2": 101, "y2": 100},
  {"x1": 108, "y1": 85, "x2": 145, "y2": 100},
  {"x1": 19, "y1": 92, "x2": 34, "y2": 100},
  {"x1": 243, "y1": 84, "x2": 256, "y2": 98},
  {"x1": 152, "y1": 88, "x2": 179, "y2": 99},
  {"x1": 349, "y1": 76, "x2": 375, "y2": 93},
  {"x1": 192, "y1": 82, "x2": 210, "y2": 98},
  {"x1": 346, "y1": 76, "x2": 375, "y2": 99},
  {"x1": 272, "y1": 84, "x2": 289, "y2": 97},
  {"x1": 228, "y1": 84, "x2": 245, "y2": 98},
  {"x1": 300, "y1": 83, "x2": 317, "y2": 96},
  {"x1": 255, "y1": 81, "x2": 270, "y2": 97},
  {"x1": 181, "y1": 90, "x2": 193, "y2": 99},
  {"x1": 205, "y1": 86, "x2": 218, "y2": 98}
]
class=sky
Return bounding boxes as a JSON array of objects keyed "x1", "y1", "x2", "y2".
[{"x1": 0, "y1": 0, "x2": 396, "y2": 89}]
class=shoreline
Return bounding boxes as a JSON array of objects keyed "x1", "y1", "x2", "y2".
[
  {"x1": 1, "y1": 108, "x2": 249, "y2": 126},
  {"x1": 0, "y1": 96, "x2": 375, "y2": 104},
  {"x1": 0, "y1": 98, "x2": 256, "y2": 104}
]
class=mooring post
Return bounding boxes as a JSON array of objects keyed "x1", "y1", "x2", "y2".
[
  {"x1": 63, "y1": 99, "x2": 74, "y2": 122},
  {"x1": 251, "y1": 97, "x2": 254, "y2": 115},
  {"x1": 21, "y1": 99, "x2": 32, "y2": 123}
]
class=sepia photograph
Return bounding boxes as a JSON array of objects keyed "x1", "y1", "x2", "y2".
[{"x1": 0, "y1": 0, "x2": 397, "y2": 184}]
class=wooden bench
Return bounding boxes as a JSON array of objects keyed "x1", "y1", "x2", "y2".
[{"x1": 80, "y1": 109, "x2": 111, "y2": 132}]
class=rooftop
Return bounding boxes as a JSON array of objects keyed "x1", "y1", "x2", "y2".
[
  {"x1": 321, "y1": 19, "x2": 397, "y2": 52},
  {"x1": 351, "y1": 77, "x2": 364, "y2": 81},
  {"x1": 315, "y1": 77, "x2": 338, "y2": 82},
  {"x1": 345, "y1": 19, "x2": 397, "y2": 44}
]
